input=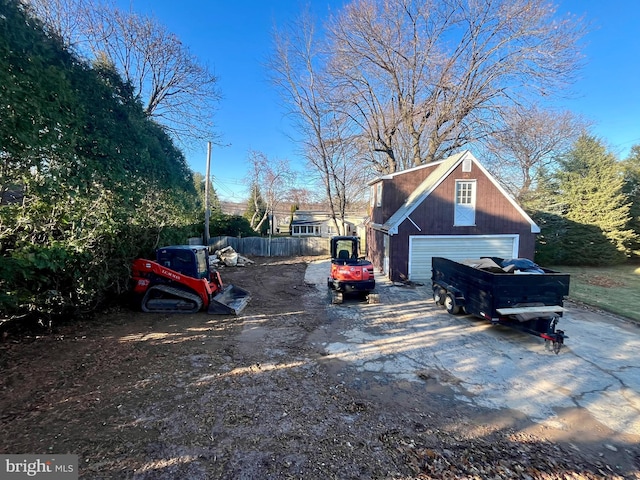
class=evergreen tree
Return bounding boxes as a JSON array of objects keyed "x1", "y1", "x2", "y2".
[
  {"x1": 525, "y1": 168, "x2": 571, "y2": 265},
  {"x1": 289, "y1": 203, "x2": 299, "y2": 235},
  {"x1": 0, "y1": 0, "x2": 201, "y2": 324},
  {"x1": 193, "y1": 172, "x2": 221, "y2": 214},
  {"x1": 210, "y1": 213, "x2": 255, "y2": 237},
  {"x1": 622, "y1": 145, "x2": 640, "y2": 258},
  {"x1": 554, "y1": 135, "x2": 634, "y2": 265},
  {"x1": 244, "y1": 182, "x2": 268, "y2": 235}
]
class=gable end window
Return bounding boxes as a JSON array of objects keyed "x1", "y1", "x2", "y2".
[
  {"x1": 376, "y1": 182, "x2": 383, "y2": 207},
  {"x1": 454, "y1": 180, "x2": 476, "y2": 226}
]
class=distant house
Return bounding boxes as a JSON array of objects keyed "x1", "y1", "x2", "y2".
[
  {"x1": 366, "y1": 150, "x2": 540, "y2": 283},
  {"x1": 285, "y1": 210, "x2": 365, "y2": 238}
]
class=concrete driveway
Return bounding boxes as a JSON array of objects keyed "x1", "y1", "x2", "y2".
[{"x1": 305, "y1": 260, "x2": 640, "y2": 438}]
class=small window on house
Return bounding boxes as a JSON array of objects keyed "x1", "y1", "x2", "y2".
[
  {"x1": 376, "y1": 182, "x2": 383, "y2": 207},
  {"x1": 370, "y1": 186, "x2": 375, "y2": 207},
  {"x1": 462, "y1": 158, "x2": 472, "y2": 172},
  {"x1": 454, "y1": 180, "x2": 476, "y2": 226},
  {"x1": 293, "y1": 226, "x2": 300, "y2": 234}
]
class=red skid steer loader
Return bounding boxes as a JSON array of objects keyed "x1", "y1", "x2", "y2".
[{"x1": 131, "y1": 245, "x2": 250, "y2": 315}]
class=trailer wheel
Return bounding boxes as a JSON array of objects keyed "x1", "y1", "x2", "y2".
[
  {"x1": 445, "y1": 293, "x2": 460, "y2": 315},
  {"x1": 433, "y1": 286, "x2": 446, "y2": 306}
]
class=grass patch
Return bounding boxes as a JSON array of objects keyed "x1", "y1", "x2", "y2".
[{"x1": 550, "y1": 264, "x2": 640, "y2": 322}]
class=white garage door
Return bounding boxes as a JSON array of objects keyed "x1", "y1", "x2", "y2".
[{"x1": 408, "y1": 234, "x2": 519, "y2": 282}]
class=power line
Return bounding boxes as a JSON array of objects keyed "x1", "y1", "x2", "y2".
[
  {"x1": 211, "y1": 176, "x2": 247, "y2": 200},
  {"x1": 212, "y1": 176, "x2": 247, "y2": 186}
]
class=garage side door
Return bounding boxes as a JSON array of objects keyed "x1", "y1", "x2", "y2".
[{"x1": 408, "y1": 235, "x2": 518, "y2": 282}]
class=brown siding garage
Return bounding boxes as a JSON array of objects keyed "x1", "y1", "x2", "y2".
[{"x1": 366, "y1": 151, "x2": 540, "y2": 283}]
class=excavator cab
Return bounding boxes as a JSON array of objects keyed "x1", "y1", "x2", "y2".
[{"x1": 332, "y1": 237, "x2": 359, "y2": 262}]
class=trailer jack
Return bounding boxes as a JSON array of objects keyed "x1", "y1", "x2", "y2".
[{"x1": 540, "y1": 329, "x2": 566, "y2": 354}]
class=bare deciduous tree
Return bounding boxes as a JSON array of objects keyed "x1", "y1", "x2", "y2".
[
  {"x1": 283, "y1": 187, "x2": 319, "y2": 209},
  {"x1": 245, "y1": 151, "x2": 294, "y2": 234},
  {"x1": 269, "y1": 9, "x2": 372, "y2": 234},
  {"x1": 481, "y1": 105, "x2": 589, "y2": 202},
  {"x1": 24, "y1": 0, "x2": 92, "y2": 50},
  {"x1": 324, "y1": 0, "x2": 585, "y2": 172},
  {"x1": 25, "y1": 0, "x2": 220, "y2": 145}
]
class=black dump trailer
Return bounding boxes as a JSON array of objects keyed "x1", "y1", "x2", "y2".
[{"x1": 431, "y1": 257, "x2": 570, "y2": 353}]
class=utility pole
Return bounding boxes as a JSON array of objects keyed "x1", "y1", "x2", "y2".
[{"x1": 204, "y1": 141, "x2": 211, "y2": 246}]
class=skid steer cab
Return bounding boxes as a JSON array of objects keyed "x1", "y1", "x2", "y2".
[
  {"x1": 327, "y1": 236, "x2": 379, "y2": 304},
  {"x1": 131, "y1": 245, "x2": 250, "y2": 315}
]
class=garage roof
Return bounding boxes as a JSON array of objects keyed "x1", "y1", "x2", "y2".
[{"x1": 380, "y1": 150, "x2": 541, "y2": 235}]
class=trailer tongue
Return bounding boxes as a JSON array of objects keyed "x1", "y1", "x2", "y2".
[{"x1": 432, "y1": 257, "x2": 570, "y2": 353}]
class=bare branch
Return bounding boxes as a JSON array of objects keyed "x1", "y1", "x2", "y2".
[
  {"x1": 324, "y1": 0, "x2": 586, "y2": 171},
  {"x1": 481, "y1": 104, "x2": 591, "y2": 201},
  {"x1": 269, "y1": 8, "x2": 373, "y2": 233},
  {"x1": 26, "y1": 0, "x2": 221, "y2": 147},
  {"x1": 245, "y1": 151, "x2": 295, "y2": 233}
]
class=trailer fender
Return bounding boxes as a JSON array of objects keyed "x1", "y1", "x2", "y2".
[
  {"x1": 432, "y1": 281, "x2": 464, "y2": 298},
  {"x1": 432, "y1": 285, "x2": 446, "y2": 305}
]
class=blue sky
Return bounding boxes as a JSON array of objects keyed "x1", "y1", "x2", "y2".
[{"x1": 119, "y1": 1, "x2": 640, "y2": 201}]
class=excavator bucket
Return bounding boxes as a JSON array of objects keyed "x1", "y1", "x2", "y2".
[{"x1": 208, "y1": 284, "x2": 251, "y2": 315}]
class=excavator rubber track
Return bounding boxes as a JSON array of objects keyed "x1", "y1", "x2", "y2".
[{"x1": 141, "y1": 284, "x2": 203, "y2": 314}]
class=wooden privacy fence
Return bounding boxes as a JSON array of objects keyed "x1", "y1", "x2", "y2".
[{"x1": 207, "y1": 236, "x2": 330, "y2": 257}]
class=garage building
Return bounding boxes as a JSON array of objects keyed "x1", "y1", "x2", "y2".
[{"x1": 366, "y1": 151, "x2": 540, "y2": 283}]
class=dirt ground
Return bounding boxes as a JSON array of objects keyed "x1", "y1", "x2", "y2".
[{"x1": 1, "y1": 256, "x2": 639, "y2": 479}]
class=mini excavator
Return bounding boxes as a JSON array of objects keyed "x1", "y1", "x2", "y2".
[
  {"x1": 131, "y1": 245, "x2": 250, "y2": 315},
  {"x1": 327, "y1": 236, "x2": 379, "y2": 304}
]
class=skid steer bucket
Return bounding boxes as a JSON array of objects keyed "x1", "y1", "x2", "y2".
[{"x1": 208, "y1": 284, "x2": 251, "y2": 315}]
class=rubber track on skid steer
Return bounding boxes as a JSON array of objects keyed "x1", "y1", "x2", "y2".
[{"x1": 141, "y1": 284, "x2": 203, "y2": 313}]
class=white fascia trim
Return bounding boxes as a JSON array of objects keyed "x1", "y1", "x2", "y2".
[
  {"x1": 395, "y1": 150, "x2": 473, "y2": 231},
  {"x1": 369, "y1": 222, "x2": 388, "y2": 232},
  {"x1": 367, "y1": 163, "x2": 433, "y2": 185},
  {"x1": 471, "y1": 160, "x2": 541, "y2": 234}
]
